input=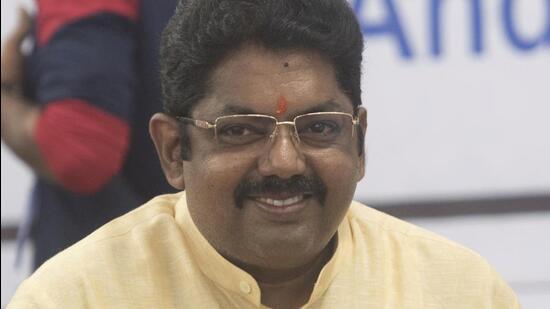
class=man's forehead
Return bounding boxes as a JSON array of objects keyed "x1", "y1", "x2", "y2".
[
  {"x1": 210, "y1": 45, "x2": 329, "y2": 86},
  {"x1": 188, "y1": 44, "x2": 352, "y2": 119}
]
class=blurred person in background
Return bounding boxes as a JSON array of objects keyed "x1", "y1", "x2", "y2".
[{"x1": 1, "y1": 0, "x2": 178, "y2": 269}]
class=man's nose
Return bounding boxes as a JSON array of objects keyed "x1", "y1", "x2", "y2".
[{"x1": 258, "y1": 125, "x2": 306, "y2": 179}]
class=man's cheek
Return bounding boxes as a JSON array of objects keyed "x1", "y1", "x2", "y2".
[
  {"x1": 313, "y1": 152, "x2": 357, "y2": 180},
  {"x1": 193, "y1": 155, "x2": 254, "y2": 190},
  {"x1": 217, "y1": 153, "x2": 253, "y2": 171}
]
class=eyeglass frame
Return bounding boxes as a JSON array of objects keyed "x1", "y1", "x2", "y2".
[{"x1": 176, "y1": 111, "x2": 360, "y2": 147}]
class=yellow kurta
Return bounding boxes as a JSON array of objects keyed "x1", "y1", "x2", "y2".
[{"x1": 9, "y1": 192, "x2": 520, "y2": 308}]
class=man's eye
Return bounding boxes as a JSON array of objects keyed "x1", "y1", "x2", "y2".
[
  {"x1": 304, "y1": 121, "x2": 338, "y2": 135},
  {"x1": 219, "y1": 125, "x2": 251, "y2": 137}
]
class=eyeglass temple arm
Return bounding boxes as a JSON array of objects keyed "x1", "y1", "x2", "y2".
[{"x1": 176, "y1": 116, "x2": 215, "y2": 129}]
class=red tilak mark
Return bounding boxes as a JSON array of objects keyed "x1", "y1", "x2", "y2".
[{"x1": 276, "y1": 96, "x2": 288, "y2": 116}]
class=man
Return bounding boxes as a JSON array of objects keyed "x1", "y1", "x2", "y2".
[
  {"x1": 9, "y1": 0, "x2": 520, "y2": 308},
  {"x1": 1, "y1": 0, "x2": 177, "y2": 268}
]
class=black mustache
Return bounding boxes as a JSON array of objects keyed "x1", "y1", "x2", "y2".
[{"x1": 234, "y1": 175, "x2": 327, "y2": 209}]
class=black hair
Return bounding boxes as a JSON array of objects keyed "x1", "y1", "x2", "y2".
[{"x1": 160, "y1": 0, "x2": 364, "y2": 159}]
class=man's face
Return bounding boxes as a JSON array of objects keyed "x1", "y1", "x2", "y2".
[{"x1": 183, "y1": 44, "x2": 365, "y2": 270}]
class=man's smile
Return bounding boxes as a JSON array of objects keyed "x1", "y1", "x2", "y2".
[
  {"x1": 234, "y1": 175, "x2": 327, "y2": 209},
  {"x1": 253, "y1": 194, "x2": 307, "y2": 207},
  {"x1": 246, "y1": 193, "x2": 314, "y2": 218}
]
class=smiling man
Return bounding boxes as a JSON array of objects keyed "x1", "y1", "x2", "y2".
[{"x1": 9, "y1": 0, "x2": 519, "y2": 308}]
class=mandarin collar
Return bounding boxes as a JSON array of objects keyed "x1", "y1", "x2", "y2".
[{"x1": 174, "y1": 192, "x2": 353, "y2": 307}]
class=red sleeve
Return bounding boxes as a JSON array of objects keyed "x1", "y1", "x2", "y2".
[
  {"x1": 34, "y1": 99, "x2": 130, "y2": 194},
  {"x1": 37, "y1": 0, "x2": 139, "y2": 46}
]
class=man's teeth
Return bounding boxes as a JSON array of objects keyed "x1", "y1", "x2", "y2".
[{"x1": 256, "y1": 195, "x2": 304, "y2": 207}]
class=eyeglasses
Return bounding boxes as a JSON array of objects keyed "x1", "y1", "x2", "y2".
[{"x1": 177, "y1": 112, "x2": 359, "y2": 148}]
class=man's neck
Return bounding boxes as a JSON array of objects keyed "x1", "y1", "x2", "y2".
[{"x1": 233, "y1": 237, "x2": 336, "y2": 309}]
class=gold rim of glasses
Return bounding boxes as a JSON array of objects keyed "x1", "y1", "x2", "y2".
[{"x1": 176, "y1": 111, "x2": 359, "y2": 146}]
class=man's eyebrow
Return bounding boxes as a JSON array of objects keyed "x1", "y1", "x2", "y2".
[
  {"x1": 290, "y1": 100, "x2": 343, "y2": 118},
  {"x1": 219, "y1": 100, "x2": 343, "y2": 117},
  {"x1": 220, "y1": 104, "x2": 256, "y2": 115}
]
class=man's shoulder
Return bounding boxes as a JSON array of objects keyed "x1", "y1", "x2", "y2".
[
  {"x1": 48, "y1": 192, "x2": 183, "y2": 262},
  {"x1": 80, "y1": 192, "x2": 182, "y2": 243},
  {"x1": 9, "y1": 193, "x2": 186, "y2": 308},
  {"x1": 346, "y1": 201, "x2": 497, "y2": 278},
  {"x1": 347, "y1": 200, "x2": 476, "y2": 254},
  {"x1": 345, "y1": 201, "x2": 520, "y2": 308},
  {"x1": 347, "y1": 200, "x2": 492, "y2": 269}
]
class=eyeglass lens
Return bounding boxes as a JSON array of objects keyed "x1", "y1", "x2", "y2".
[{"x1": 214, "y1": 114, "x2": 353, "y2": 147}]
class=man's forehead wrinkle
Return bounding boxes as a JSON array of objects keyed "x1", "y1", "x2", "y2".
[{"x1": 277, "y1": 77, "x2": 316, "y2": 91}]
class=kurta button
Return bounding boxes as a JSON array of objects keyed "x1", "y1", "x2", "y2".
[{"x1": 239, "y1": 281, "x2": 251, "y2": 294}]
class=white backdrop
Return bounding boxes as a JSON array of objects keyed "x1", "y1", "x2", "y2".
[{"x1": 355, "y1": 0, "x2": 550, "y2": 202}]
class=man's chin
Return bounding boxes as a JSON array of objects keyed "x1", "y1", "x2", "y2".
[
  {"x1": 235, "y1": 247, "x2": 322, "y2": 273},
  {"x1": 225, "y1": 234, "x2": 336, "y2": 283},
  {"x1": 244, "y1": 231, "x2": 330, "y2": 265}
]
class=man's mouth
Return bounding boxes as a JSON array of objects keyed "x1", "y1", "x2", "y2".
[
  {"x1": 247, "y1": 193, "x2": 312, "y2": 218},
  {"x1": 251, "y1": 194, "x2": 309, "y2": 207},
  {"x1": 234, "y1": 175, "x2": 327, "y2": 209}
]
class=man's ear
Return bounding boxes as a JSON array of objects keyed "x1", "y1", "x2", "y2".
[
  {"x1": 149, "y1": 113, "x2": 185, "y2": 190},
  {"x1": 356, "y1": 107, "x2": 367, "y2": 181}
]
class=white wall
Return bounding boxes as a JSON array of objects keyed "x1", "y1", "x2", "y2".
[{"x1": 354, "y1": 0, "x2": 550, "y2": 202}]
